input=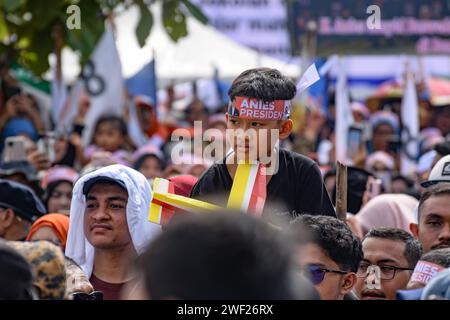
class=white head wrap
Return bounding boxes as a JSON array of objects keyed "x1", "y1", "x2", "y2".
[{"x1": 65, "y1": 164, "x2": 161, "y2": 277}]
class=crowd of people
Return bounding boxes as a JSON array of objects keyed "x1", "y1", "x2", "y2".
[{"x1": 0, "y1": 62, "x2": 450, "y2": 300}]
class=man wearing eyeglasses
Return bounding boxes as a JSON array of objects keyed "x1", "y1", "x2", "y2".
[
  {"x1": 289, "y1": 215, "x2": 363, "y2": 300},
  {"x1": 354, "y1": 228, "x2": 422, "y2": 300}
]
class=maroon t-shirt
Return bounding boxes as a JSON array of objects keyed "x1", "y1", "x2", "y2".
[{"x1": 90, "y1": 274, "x2": 127, "y2": 300}]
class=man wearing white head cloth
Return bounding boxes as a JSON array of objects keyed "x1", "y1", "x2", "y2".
[{"x1": 65, "y1": 164, "x2": 161, "y2": 300}]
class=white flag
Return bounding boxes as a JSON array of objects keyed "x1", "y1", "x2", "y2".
[
  {"x1": 335, "y1": 58, "x2": 354, "y2": 164},
  {"x1": 81, "y1": 23, "x2": 125, "y2": 146},
  {"x1": 296, "y1": 64, "x2": 320, "y2": 93},
  {"x1": 400, "y1": 70, "x2": 419, "y2": 176}
]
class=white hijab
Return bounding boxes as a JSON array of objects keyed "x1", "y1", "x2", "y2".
[{"x1": 65, "y1": 164, "x2": 161, "y2": 277}]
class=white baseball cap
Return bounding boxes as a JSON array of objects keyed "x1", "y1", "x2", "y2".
[{"x1": 421, "y1": 154, "x2": 450, "y2": 187}]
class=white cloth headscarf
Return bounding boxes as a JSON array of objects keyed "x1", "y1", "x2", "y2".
[{"x1": 65, "y1": 164, "x2": 161, "y2": 277}]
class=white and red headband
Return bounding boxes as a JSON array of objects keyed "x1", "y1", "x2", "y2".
[
  {"x1": 227, "y1": 96, "x2": 291, "y2": 121},
  {"x1": 410, "y1": 261, "x2": 445, "y2": 285}
]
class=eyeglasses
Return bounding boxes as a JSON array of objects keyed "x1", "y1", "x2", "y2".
[
  {"x1": 72, "y1": 291, "x2": 103, "y2": 300},
  {"x1": 356, "y1": 262, "x2": 413, "y2": 281},
  {"x1": 302, "y1": 264, "x2": 348, "y2": 285}
]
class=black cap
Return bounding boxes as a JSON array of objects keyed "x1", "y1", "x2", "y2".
[
  {"x1": 82, "y1": 176, "x2": 127, "y2": 196},
  {"x1": 0, "y1": 179, "x2": 46, "y2": 222},
  {"x1": 0, "y1": 160, "x2": 38, "y2": 181}
]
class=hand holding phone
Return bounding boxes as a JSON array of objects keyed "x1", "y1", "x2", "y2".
[
  {"x1": 37, "y1": 132, "x2": 56, "y2": 163},
  {"x1": 27, "y1": 150, "x2": 51, "y2": 172},
  {"x1": 2, "y1": 136, "x2": 28, "y2": 162},
  {"x1": 347, "y1": 126, "x2": 363, "y2": 160}
]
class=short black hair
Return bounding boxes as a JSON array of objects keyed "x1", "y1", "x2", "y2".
[
  {"x1": 289, "y1": 215, "x2": 363, "y2": 273},
  {"x1": 420, "y1": 248, "x2": 450, "y2": 268},
  {"x1": 228, "y1": 68, "x2": 296, "y2": 102},
  {"x1": 93, "y1": 115, "x2": 127, "y2": 137},
  {"x1": 137, "y1": 212, "x2": 307, "y2": 299},
  {"x1": 419, "y1": 184, "x2": 450, "y2": 218},
  {"x1": 363, "y1": 228, "x2": 423, "y2": 268}
]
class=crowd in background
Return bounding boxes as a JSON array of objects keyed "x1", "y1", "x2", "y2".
[{"x1": 0, "y1": 59, "x2": 450, "y2": 301}]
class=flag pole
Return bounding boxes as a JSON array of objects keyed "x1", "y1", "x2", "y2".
[
  {"x1": 335, "y1": 161, "x2": 348, "y2": 223},
  {"x1": 152, "y1": 48, "x2": 157, "y2": 108}
]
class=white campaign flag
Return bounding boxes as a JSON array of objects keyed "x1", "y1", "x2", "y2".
[
  {"x1": 81, "y1": 23, "x2": 125, "y2": 146},
  {"x1": 335, "y1": 57, "x2": 354, "y2": 164},
  {"x1": 400, "y1": 70, "x2": 419, "y2": 176},
  {"x1": 296, "y1": 64, "x2": 320, "y2": 93}
]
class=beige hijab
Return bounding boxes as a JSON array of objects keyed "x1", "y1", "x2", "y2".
[{"x1": 356, "y1": 194, "x2": 418, "y2": 235}]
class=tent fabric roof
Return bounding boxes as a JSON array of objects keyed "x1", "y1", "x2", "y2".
[{"x1": 55, "y1": 4, "x2": 301, "y2": 83}]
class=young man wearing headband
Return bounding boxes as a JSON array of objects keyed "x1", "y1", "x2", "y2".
[
  {"x1": 190, "y1": 68, "x2": 335, "y2": 219},
  {"x1": 406, "y1": 248, "x2": 450, "y2": 290}
]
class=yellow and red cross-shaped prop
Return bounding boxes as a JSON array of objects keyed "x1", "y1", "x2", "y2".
[{"x1": 148, "y1": 162, "x2": 267, "y2": 226}]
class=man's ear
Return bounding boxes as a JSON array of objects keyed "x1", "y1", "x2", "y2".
[
  {"x1": 279, "y1": 119, "x2": 293, "y2": 139},
  {"x1": 0, "y1": 208, "x2": 16, "y2": 228},
  {"x1": 341, "y1": 273, "x2": 357, "y2": 295},
  {"x1": 410, "y1": 223, "x2": 419, "y2": 239}
]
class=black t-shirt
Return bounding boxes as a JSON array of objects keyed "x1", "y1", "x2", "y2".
[{"x1": 190, "y1": 149, "x2": 336, "y2": 220}]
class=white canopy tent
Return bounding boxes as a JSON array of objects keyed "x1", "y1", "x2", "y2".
[{"x1": 53, "y1": 3, "x2": 301, "y2": 83}]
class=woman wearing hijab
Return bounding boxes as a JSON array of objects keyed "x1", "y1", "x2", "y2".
[
  {"x1": 133, "y1": 144, "x2": 165, "y2": 183},
  {"x1": 128, "y1": 95, "x2": 167, "y2": 148},
  {"x1": 369, "y1": 110, "x2": 400, "y2": 161},
  {"x1": 26, "y1": 213, "x2": 70, "y2": 251},
  {"x1": 42, "y1": 166, "x2": 79, "y2": 215},
  {"x1": 354, "y1": 194, "x2": 418, "y2": 237}
]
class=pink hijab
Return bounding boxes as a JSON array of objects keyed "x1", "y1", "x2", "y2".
[{"x1": 356, "y1": 194, "x2": 418, "y2": 235}]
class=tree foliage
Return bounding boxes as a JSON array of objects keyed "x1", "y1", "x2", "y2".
[{"x1": 0, "y1": 0, "x2": 207, "y2": 76}]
